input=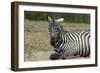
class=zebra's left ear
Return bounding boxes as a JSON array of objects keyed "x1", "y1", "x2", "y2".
[{"x1": 56, "y1": 18, "x2": 64, "y2": 23}]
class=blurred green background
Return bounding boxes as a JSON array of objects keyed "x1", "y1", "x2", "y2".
[{"x1": 24, "y1": 11, "x2": 90, "y2": 24}]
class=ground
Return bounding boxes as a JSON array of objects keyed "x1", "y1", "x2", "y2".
[{"x1": 24, "y1": 19, "x2": 90, "y2": 61}]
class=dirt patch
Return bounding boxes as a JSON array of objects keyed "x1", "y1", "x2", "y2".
[
  {"x1": 25, "y1": 51, "x2": 54, "y2": 61},
  {"x1": 24, "y1": 19, "x2": 90, "y2": 61}
]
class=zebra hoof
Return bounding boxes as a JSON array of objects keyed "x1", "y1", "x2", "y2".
[{"x1": 49, "y1": 53, "x2": 60, "y2": 60}]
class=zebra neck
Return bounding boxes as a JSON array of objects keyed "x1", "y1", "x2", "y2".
[
  {"x1": 50, "y1": 35, "x2": 62, "y2": 48},
  {"x1": 54, "y1": 35, "x2": 63, "y2": 48}
]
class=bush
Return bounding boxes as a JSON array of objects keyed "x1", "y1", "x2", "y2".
[{"x1": 24, "y1": 11, "x2": 90, "y2": 24}]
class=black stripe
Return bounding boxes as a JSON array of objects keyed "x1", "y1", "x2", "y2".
[
  {"x1": 83, "y1": 32, "x2": 89, "y2": 56},
  {"x1": 67, "y1": 33, "x2": 76, "y2": 43},
  {"x1": 79, "y1": 31, "x2": 86, "y2": 56},
  {"x1": 71, "y1": 32, "x2": 80, "y2": 55},
  {"x1": 86, "y1": 34, "x2": 90, "y2": 56},
  {"x1": 58, "y1": 35, "x2": 66, "y2": 55},
  {"x1": 56, "y1": 39, "x2": 63, "y2": 48}
]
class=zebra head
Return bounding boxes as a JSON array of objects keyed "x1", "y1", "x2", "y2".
[{"x1": 48, "y1": 16, "x2": 64, "y2": 46}]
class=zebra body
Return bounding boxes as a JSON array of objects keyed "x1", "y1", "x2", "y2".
[{"x1": 48, "y1": 16, "x2": 90, "y2": 60}]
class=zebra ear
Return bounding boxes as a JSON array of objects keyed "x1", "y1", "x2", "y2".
[
  {"x1": 56, "y1": 18, "x2": 64, "y2": 23},
  {"x1": 48, "y1": 16, "x2": 52, "y2": 21}
]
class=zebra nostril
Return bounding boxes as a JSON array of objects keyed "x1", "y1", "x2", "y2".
[{"x1": 50, "y1": 37, "x2": 56, "y2": 46}]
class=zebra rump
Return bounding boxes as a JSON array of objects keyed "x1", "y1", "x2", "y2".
[{"x1": 48, "y1": 16, "x2": 90, "y2": 60}]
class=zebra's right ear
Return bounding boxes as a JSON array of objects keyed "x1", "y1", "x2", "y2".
[
  {"x1": 56, "y1": 18, "x2": 64, "y2": 23},
  {"x1": 48, "y1": 16, "x2": 52, "y2": 21}
]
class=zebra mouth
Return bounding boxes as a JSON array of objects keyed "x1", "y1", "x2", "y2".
[
  {"x1": 50, "y1": 37, "x2": 56, "y2": 47},
  {"x1": 50, "y1": 40, "x2": 55, "y2": 46}
]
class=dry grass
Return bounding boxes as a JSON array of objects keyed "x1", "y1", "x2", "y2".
[{"x1": 24, "y1": 19, "x2": 90, "y2": 61}]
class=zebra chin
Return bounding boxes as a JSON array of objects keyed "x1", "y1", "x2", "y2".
[{"x1": 50, "y1": 39, "x2": 56, "y2": 47}]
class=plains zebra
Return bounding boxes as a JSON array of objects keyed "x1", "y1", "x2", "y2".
[{"x1": 48, "y1": 16, "x2": 90, "y2": 60}]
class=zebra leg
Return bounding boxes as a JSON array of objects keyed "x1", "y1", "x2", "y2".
[
  {"x1": 49, "y1": 53, "x2": 61, "y2": 60},
  {"x1": 60, "y1": 50, "x2": 78, "y2": 59}
]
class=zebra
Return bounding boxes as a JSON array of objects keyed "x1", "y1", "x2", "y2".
[{"x1": 48, "y1": 16, "x2": 90, "y2": 60}]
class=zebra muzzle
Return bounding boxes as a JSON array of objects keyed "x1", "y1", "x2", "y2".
[{"x1": 50, "y1": 37, "x2": 56, "y2": 47}]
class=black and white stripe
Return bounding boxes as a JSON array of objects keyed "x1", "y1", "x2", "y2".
[{"x1": 48, "y1": 16, "x2": 90, "y2": 60}]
